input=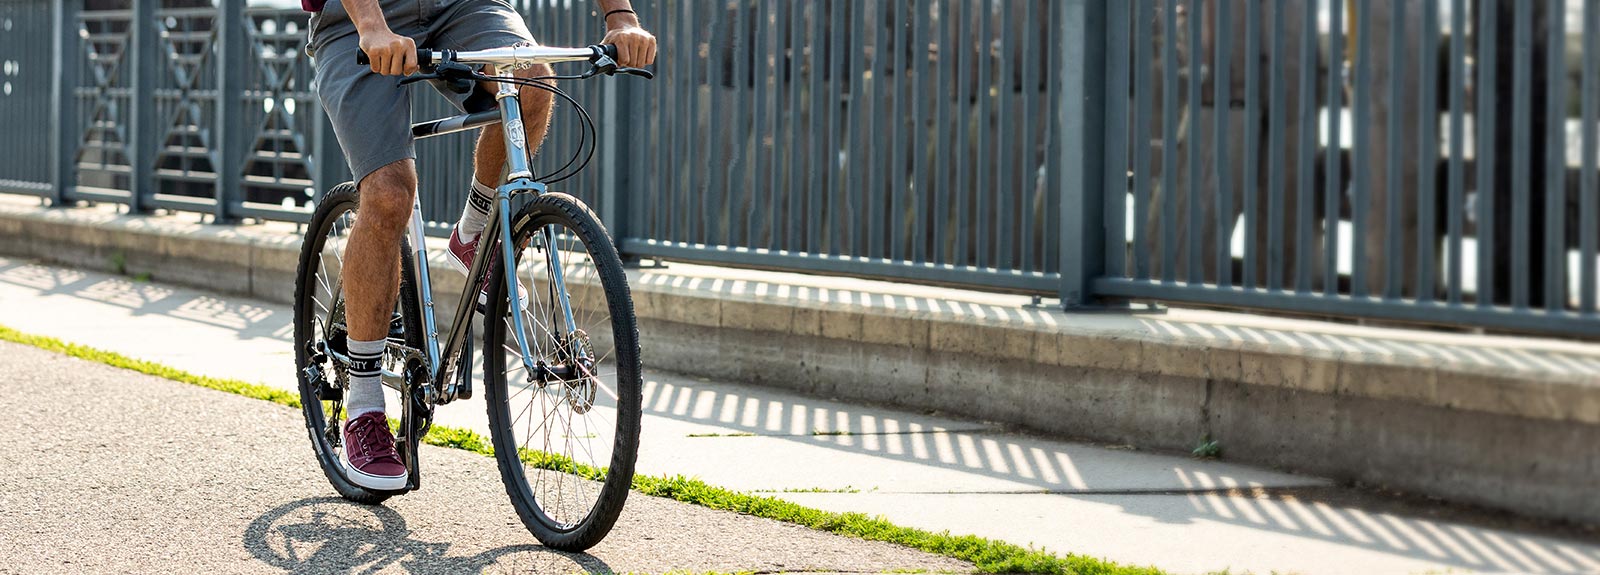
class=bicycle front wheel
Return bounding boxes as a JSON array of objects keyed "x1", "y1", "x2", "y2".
[{"x1": 482, "y1": 192, "x2": 642, "y2": 551}]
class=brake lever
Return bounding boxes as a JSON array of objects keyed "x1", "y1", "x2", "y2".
[
  {"x1": 612, "y1": 67, "x2": 654, "y2": 80},
  {"x1": 397, "y1": 73, "x2": 440, "y2": 87}
]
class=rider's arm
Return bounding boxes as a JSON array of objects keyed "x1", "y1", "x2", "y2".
[
  {"x1": 596, "y1": 0, "x2": 657, "y2": 68},
  {"x1": 346, "y1": 0, "x2": 419, "y2": 76}
]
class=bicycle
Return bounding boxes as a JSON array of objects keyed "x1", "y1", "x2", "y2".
[{"x1": 292, "y1": 44, "x2": 652, "y2": 551}]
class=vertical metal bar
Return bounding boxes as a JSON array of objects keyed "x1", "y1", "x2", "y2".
[
  {"x1": 932, "y1": 0, "x2": 949, "y2": 265},
  {"x1": 1447, "y1": 0, "x2": 1466, "y2": 305},
  {"x1": 1184, "y1": 0, "x2": 1201, "y2": 285},
  {"x1": 1213, "y1": 0, "x2": 1232, "y2": 287},
  {"x1": 1059, "y1": 0, "x2": 1107, "y2": 307},
  {"x1": 847, "y1": 0, "x2": 865, "y2": 256},
  {"x1": 955, "y1": 0, "x2": 971, "y2": 265},
  {"x1": 750, "y1": 0, "x2": 766, "y2": 249},
  {"x1": 1417, "y1": 0, "x2": 1439, "y2": 302},
  {"x1": 786, "y1": 0, "x2": 803, "y2": 252},
  {"x1": 1295, "y1": 1, "x2": 1316, "y2": 293},
  {"x1": 996, "y1": 2, "x2": 1015, "y2": 270},
  {"x1": 809, "y1": 0, "x2": 824, "y2": 255},
  {"x1": 1021, "y1": 1, "x2": 1039, "y2": 272},
  {"x1": 1324, "y1": 0, "x2": 1344, "y2": 296},
  {"x1": 1350, "y1": 0, "x2": 1371, "y2": 298},
  {"x1": 50, "y1": 0, "x2": 80, "y2": 207},
  {"x1": 680, "y1": 0, "x2": 695, "y2": 245},
  {"x1": 1103, "y1": 0, "x2": 1129, "y2": 278},
  {"x1": 728, "y1": 0, "x2": 746, "y2": 248},
  {"x1": 915, "y1": 0, "x2": 928, "y2": 265},
  {"x1": 214, "y1": 0, "x2": 244, "y2": 224},
  {"x1": 1243, "y1": 0, "x2": 1260, "y2": 289},
  {"x1": 1383, "y1": 0, "x2": 1405, "y2": 299},
  {"x1": 1583, "y1": 0, "x2": 1598, "y2": 314},
  {"x1": 1162, "y1": 0, "x2": 1178, "y2": 283},
  {"x1": 128, "y1": 0, "x2": 157, "y2": 213},
  {"x1": 705, "y1": 3, "x2": 722, "y2": 247},
  {"x1": 655, "y1": 0, "x2": 671, "y2": 242},
  {"x1": 976, "y1": 1, "x2": 993, "y2": 269},
  {"x1": 828, "y1": 0, "x2": 844, "y2": 255},
  {"x1": 865, "y1": 0, "x2": 884, "y2": 259},
  {"x1": 890, "y1": 0, "x2": 908, "y2": 262},
  {"x1": 1509, "y1": 0, "x2": 1531, "y2": 309},
  {"x1": 768, "y1": 0, "x2": 783, "y2": 251},
  {"x1": 1132, "y1": 0, "x2": 1153, "y2": 280},
  {"x1": 1543, "y1": 0, "x2": 1566, "y2": 311},
  {"x1": 1477, "y1": 0, "x2": 1498, "y2": 307}
]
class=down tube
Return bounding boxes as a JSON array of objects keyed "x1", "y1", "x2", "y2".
[{"x1": 408, "y1": 198, "x2": 442, "y2": 369}]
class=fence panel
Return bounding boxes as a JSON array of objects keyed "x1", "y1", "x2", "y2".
[
  {"x1": 0, "y1": 0, "x2": 55, "y2": 197},
  {"x1": 615, "y1": 0, "x2": 1062, "y2": 293},
  {"x1": 1097, "y1": 0, "x2": 1600, "y2": 337}
]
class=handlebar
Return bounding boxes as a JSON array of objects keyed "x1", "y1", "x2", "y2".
[{"x1": 357, "y1": 44, "x2": 627, "y2": 74}]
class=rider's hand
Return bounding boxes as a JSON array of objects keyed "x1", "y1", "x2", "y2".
[
  {"x1": 359, "y1": 27, "x2": 419, "y2": 76},
  {"x1": 601, "y1": 21, "x2": 657, "y2": 69}
]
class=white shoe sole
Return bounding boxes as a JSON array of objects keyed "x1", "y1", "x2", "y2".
[{"x1": 339, "y1": 437, "x2": 408, "y2": 491}]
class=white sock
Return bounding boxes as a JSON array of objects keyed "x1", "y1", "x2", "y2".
[
  {"x1": 455, "y1": 180, "x2": 496, "y2": 243},
  {"x1": 345, "y1": 336, "x2": 388, "y2": 418}
]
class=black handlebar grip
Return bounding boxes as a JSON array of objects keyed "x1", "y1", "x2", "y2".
[
  {"x1": 599, "y1": 44, "x2": 619, "y2": 61},
  {"x1": 356, "y1": 49, "x2": 432, "y2": 67}
]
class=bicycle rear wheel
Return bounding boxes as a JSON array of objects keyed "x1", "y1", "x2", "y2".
[
  {"x1": 482, "y1": 192, "x2": 642, "y2": 551},
  {"x1": 292, "y1": 182, "x2": 424, "y2": 503}
]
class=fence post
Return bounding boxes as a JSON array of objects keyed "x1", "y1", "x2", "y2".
[
  {"x1": 599, "y1": 75, "x2": 634, "y2": 255},
  {"x1": 127, "y1": 0, "x2": 157, "y2": 214},
  {"x1": 213, "y1": 0, "x2": 245, "y2": 224},
  {"x1": 50, "y1": 0, "x2": 80, "y2": 207},
  {"x1": 1057, "y1": 0, "x2": 1107, "y2": 308}
]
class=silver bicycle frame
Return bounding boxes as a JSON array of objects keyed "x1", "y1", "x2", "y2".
[{"x1": 393, "y1": 47, "x2": 595, "y2": 400}]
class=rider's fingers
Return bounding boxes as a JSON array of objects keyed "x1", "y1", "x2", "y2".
[
  {"x1": 387, "y1": 48, "x2": 406, "y2": 76},
  {"x1": 403, "y1": 48, "x2": 420, "y2": 76},
  {"x1": 616, "y1": 41, "x2": 634, "y2": 68}
]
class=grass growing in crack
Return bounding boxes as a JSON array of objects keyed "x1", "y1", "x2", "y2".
[
  {"x1": 1192, "y1": 436, "x2": 1222, "y2": 459},
  {"x1": 811, "y1": 430, "x2": 853, "y2": 436},
  {"x1": 686, "y1": 432, "x2": 757, "y2": 438},
  {"x1": 0, "y1": 325, "x2": 301, "y2": 408},
  {"x1": 750, "y1": 486, "x2": 864, "y2": 494},
  {"x1": 0, "y1": 323, "x2": 1172, "y2": 575}
]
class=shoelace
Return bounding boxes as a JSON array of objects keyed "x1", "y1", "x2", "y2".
[{"x1": 347, "y1": 416, "x2": 400, "y2": 461}]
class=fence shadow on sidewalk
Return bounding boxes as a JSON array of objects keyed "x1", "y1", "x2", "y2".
[{"x1": 637, "y1": 371, "x2": 1600, "y2": 574}]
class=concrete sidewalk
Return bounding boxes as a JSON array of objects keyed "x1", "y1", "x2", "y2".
[{"x1": 1, "y1": 256, "x2": 1597, "y2": 574}]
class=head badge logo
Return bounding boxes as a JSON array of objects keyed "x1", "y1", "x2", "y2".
[{"x1": 506, "y1": 118, "x2": 526, "y2": 151}]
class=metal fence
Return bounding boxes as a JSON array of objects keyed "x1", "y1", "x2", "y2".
[{"x1": 2, "y1": 0, "x2": 1597, "y2": 338}]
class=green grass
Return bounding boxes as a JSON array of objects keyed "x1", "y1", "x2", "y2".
[
  {"x1": 0, "y1": 323, "x2": 1170, "y2": 575},
  {"x1": 685, "y1": 432, "x2": 757, "y2": 438}
]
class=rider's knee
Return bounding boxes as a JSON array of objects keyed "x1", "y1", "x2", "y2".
[
  {"x1": 357, "y1": 160, "x2": 417, "y2": 231},
  {"x1": 513, "y1": 64, "x2": 555, "y2": 114}
]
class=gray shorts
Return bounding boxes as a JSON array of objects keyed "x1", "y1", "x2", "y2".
[{"x1": 308, "y1": 0, "x2": 536, "y2": 185}]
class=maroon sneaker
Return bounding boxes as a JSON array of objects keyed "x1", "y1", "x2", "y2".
[
  {"x1": 448, "y1": 226, "x2": 528, "y2": 313},
  {"x1": 340, "y1": 411, "x2": 408, "y2": 490}
]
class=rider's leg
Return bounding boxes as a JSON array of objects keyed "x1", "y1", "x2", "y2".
[
  {"x1": 342, "y1": 159, "x2": 418, "y2": 416},
  {"x1": 453, "y1": 63, "x2": 557, "y2": 243}
]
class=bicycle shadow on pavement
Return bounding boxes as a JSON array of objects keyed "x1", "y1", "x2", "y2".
[{"x1": 243, "y1": 497, "x2": 613, "y2": 575}]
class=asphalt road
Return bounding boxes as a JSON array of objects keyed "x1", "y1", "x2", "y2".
[{"x1": 0, "y1": 341, "x2": 972, "y2": 574}]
